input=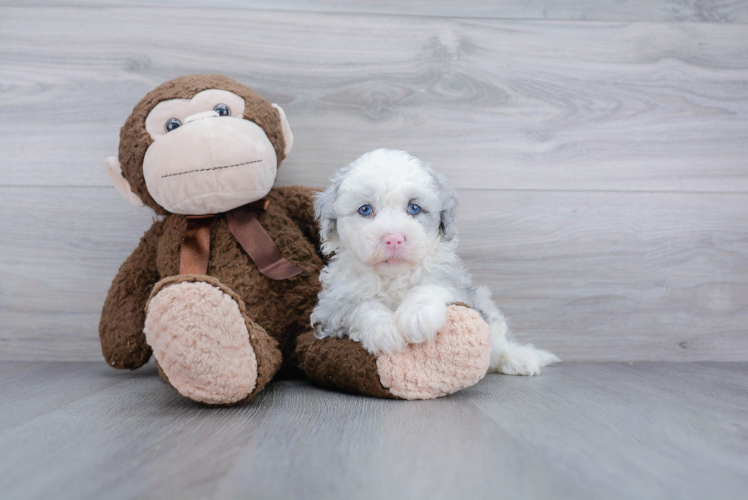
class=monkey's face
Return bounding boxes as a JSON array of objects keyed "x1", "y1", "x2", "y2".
[
  {"x1": 141, "y1": 89, "x2": 278, "y2": 215},
  {"x1": 107, "y1": 75, "x2": 293, "y2": 215}
]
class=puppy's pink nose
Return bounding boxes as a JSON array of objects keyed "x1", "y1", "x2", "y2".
[{"x1": 382, "y1": 232, "x2": 405, "y2": 249}]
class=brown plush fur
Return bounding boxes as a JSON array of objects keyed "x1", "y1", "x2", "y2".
[
  {"x1": 99, "y1": 219, "x2": 164, "y2": 369},
  {"x1": 296, "y1": 331, "x2": 398, "y2": 399}
]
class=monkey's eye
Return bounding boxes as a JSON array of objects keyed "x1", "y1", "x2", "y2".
[
  {"x1": 407, "y1": 203, "x2": 422, "y2": 215},
  {"x1": 358, "y1": 204, "x2": 373, "y2": 217},
  {"x1": 165, "y1": 118, "x2": 182, "y2": 132},
  {"x1": 213, "y1": 103, "x2": 230, "y2": 117}
]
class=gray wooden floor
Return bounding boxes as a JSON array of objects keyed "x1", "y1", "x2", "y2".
[{"x1": 1, "y1": 361, "x2": 746, "y2": 500}]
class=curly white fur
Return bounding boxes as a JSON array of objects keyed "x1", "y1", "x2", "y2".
[{"x1": 311, "y1": 149, "x2": 560, "y2": 375}]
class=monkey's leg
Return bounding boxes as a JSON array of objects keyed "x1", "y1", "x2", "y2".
[
  {"x1": 144, "y1": 275, "x2": 281, "y2": 405},
  {"x1": 296, "y1": 304, "x2": 491, "y2": 400}
]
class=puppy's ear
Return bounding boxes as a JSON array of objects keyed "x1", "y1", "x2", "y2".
[
  {"x1": 436, "y1": 173, "x2": 458, "y2": 240},
  {"x1": 314, "y1": 178, "x2": 340, "y2": 245}
]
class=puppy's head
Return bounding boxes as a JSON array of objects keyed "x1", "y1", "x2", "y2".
[{"x1": 316, "y1": 149, "x2": 457, "y2": 275}]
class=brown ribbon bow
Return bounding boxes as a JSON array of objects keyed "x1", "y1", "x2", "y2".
[{"x1": 179, "y1": 199, "x2": 304, "y2": 280}]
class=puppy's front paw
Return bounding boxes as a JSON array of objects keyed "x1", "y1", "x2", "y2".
[
  {"x1": 360, "y1": 320, "x2": 408, "y2": 355},
  {"x1": 492, "y1": 343, "x2": 560, "y2": 376},
  {"x1": 395, "y1": 298, "x2": 448, "y2": 345}
]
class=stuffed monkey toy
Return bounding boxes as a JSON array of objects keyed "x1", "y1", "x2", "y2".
[{"x1": 100, "y1": 74, "x2": 491, "y2": 404}]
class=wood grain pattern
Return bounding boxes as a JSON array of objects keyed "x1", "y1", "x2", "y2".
[
  {"x1": 6, "y1": 1, "x2": 748, "y2": 23},
  {"x1": 1, "y1": 4, "x2": 746, "y2": 362},
  {"x1": 1, "y1": 7, "x2": 747, "y2": 192},
  {"x1": 2, "y1": 186, "x2": 746, "y2": 362},
  {"x1": 1, "y1": 362, "x2": 746, "y2": 499}
]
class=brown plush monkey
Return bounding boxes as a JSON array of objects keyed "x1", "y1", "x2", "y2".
[{"x1": 101, "y1": 75, "x2": 490, "y2": 405}]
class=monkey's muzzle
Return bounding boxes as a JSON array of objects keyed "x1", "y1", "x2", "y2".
[{"x1": 142, "y1": 116, "x2": 278, "y2": 215}]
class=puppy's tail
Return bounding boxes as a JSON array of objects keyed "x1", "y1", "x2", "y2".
[{"x1": 473, "y1": 285, "x2": 561, "y2": 375}]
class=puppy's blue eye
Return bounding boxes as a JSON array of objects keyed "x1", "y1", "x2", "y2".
[
  {"x1": 358, "y1": 204, "x2": 373, "y2": 216},
  {"x1": 408, "y1": 203, "x2": 421, "y2": 215}
]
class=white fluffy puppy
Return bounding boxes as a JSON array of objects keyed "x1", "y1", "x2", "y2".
[{"x1": 311, "y1": 149, "x2": 559, "y2": 375}]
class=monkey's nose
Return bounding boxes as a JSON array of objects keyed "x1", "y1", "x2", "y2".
[{"x1": 184, "y1": 110, "x2": 220, "y2": 124}]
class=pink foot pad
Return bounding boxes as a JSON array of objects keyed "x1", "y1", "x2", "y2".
[
  {"x1": 144, "y1": 281, "x2": 258, "y2": 405},
  {"x1": 377, "y1": 305, "x2": 491, "y2": 400}
]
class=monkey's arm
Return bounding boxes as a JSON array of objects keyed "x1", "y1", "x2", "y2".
[
  {"x1": 274, "y1": 186, "x2": 323, "y2": 254},
  {"x1": 99, "y1": 219, "x2": 165, "y2": 369},
  {"x1": 297, "y1": 304, "x2": 492, "y2": 400},
  {"x1": 295, "y1": 331, "x2": 398, "y2": 398}
]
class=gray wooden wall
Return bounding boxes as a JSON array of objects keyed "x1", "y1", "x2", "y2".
[{"x1": 1, "y1": 1, "x2": 747, "y2": 362}]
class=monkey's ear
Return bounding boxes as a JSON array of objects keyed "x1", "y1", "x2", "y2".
[
  {"x1": 105, "y1": 156, "x2": 145, "y2": 207},
  {"x1": 272, "y1": 104, "x2": 294, "y2": 157}
]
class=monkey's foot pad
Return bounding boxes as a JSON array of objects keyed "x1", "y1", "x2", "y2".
[
  {"x1": 377, "y1": 305, "x2": 491, "y2": 400},
  {"x1": 144, "y1": 280, "x2": 258, "y2": 405}
]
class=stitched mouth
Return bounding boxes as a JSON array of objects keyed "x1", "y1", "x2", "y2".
[{"x1": 162, "y1": 159, "x2": 262, "y2": 178}]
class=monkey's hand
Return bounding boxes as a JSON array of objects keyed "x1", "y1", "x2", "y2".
[{"x1": 99, "y1": 219, "x2": 164, "y2": 369}]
